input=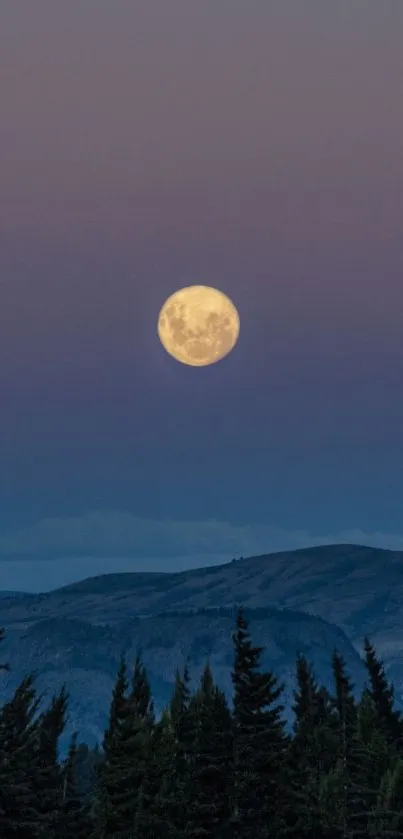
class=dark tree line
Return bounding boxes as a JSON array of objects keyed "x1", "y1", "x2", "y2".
[{"x1": 1, "y1": 611, "x2": 403, "y2": 837}]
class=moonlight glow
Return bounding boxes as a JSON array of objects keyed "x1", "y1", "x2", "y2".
[{"x1": 157, "y1": 285, "x2": 240, "y2": 366}]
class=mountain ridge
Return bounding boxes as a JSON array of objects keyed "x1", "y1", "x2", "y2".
[
  {"x1": 44, "y1": 542, "x2": 385, "y2": 594},
  {"x1": 0, "y1": 603, "x2": 365, "y2": 752},
  {"x1": 1, "y1": 542, "x2": 401, "y2": 752}
]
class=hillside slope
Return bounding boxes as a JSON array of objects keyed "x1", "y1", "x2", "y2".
[
  {"x1": 1, "y1": 543, "x2": 401, "y2": 652},
  {"x1": 0, "y1": 604, "x2": 364, "y2": 752},
  {"x1": 1, "y1": 542, "x2": 401, "y2": 750}
]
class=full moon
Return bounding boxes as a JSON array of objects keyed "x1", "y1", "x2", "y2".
[{"x1": 157, "y1": 285, "x2": 240, "y2": 367}]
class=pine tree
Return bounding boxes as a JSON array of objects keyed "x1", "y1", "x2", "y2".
[
  {"x1": 135, "y1": 706, "x2": 175, "y2": 838},
  {"x1": 152, "y1": 664, "x2": 195, "y2": 838},
  {"x1": 292, "y1": 654, "x2": 320, "y2": 731},
  {"x1": 0, "y1": 674, "x2": 42, "y2": 839},
  {"x1": 313, "y1": 650, "x2": 376, "y2": 839},
  {"x1": 364, "y1": 637, "x2": 403, "y2": 753},
  {"x1": 94, "y1": 655, "x2": 130, "y2": 837},
  {"x1": 350, "y1": 690, "x2": 395, "y2": 839},
  {"x1": 185, "y1": 662, "x2": 233, "y2": 838},
  {"x1": 231, "y1": 606, "x2": 289, "y2": 839},
  {"x1": 58, "y1": 731, "x2": 94, "y2": 838},
  {"x1": 115, "y1": 652, "x2": 155, "y2": 836},
  {"x1": 94, "y1": 652, "x2": 155, "y2": 838},
  {"x1": 287, "y1": 654, "x2": 335, "y2": 837},
  {"x1": 292, "y1": 653, "x2": 336, "y2": 770},
  {"x1": 103, "y1": 655, "x2": 129, "y2": 756},
  {"x1": 31, "y1": 684, "x2": 69, "y2": 838},
  {"x1": 332, "y1": 649, "x2": 357, "y2": 733},
  {"x1": 329, "y1": 650, "x2": 358, "y2": 836},
  {"x1": 135, "y1": 707, "x2": 182, "y2": 839}
]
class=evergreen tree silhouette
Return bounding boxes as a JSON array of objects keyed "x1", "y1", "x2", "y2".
[
  {"x1": 186, "y1": 661, "x2": 233, "y2": 838},
  {"x1": 135, "y1": 705, "x2": 176, "y2": 837},
  {"x1": 58, "y1": 731, "x2": 94, "y2": 838},
  {"x1": 287, "y1": 653, "x2": 333, "y2": 837},
  {"x1": 95, "y1": 655, "x2": 130, "y2": 837},
  {"x1": 364, "y1": 637, "x2": 403, "y2": 753},
  {"x1": 0, "y1": 673, "x2": 42, "y2": 838},
  {"x1": 115, "y1": 652, "x2": 155, "y2": 836},
  {"x1": 165, "y1": 664, "x2": 195, "y2": 837},
  {"x1": 231, "y1": 606, "x2": 289, "y2": 839},
  {"x1": 31, "y1": 684, "x2": 69, "y2": 838},
  {"x1": 94, "y1": 651, "x2": 155, "y2": 838},
  {"x1": 5, "y1": 613, "x2": 403, "y2": 837},
  {"x1": 352, "y1": 689, "x2": 397, "y2": 838}
]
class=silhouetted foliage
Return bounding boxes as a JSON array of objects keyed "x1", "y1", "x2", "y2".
[{"x1": 1, "y1": 619, "x2": 403, "y2": 837}]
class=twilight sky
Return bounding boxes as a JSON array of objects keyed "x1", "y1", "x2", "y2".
[{"x1": 1, "y1": 0, "x2": 403, "y2": 591}]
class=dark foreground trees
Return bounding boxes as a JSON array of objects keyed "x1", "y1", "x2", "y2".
[
  {"x1": 231, "y1": 607, "x2": 289, "y2": 838},
  {"x1": 1, "y1": 610, "x2": 403, "y2": 837}
]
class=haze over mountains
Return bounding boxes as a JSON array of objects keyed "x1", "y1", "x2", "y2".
[{"x1": 0, "y1": 543, "x2": 400, "y2": 752}]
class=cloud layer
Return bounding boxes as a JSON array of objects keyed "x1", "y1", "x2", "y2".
[
  {"x1": 0, "y1": 511, "x2": 402, "y2": 592},
  {"x1": 1, "y1": 511, "x2": 403, "y2": 561}
]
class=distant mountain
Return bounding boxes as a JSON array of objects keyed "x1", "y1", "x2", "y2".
[
  {"x1": 0, "y1": 542, "x2": 401, "y2": 752},
  {"x1": 0, "y1": 605, "x2": 364, "y2": 754}
]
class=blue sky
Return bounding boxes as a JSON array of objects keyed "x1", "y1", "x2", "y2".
[{"x1": 1, "y1": 0, "x2": 403, "y2": 590}]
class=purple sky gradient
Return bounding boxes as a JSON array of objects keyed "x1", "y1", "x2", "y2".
[{"x1": 1, "y1": 1, "x2": 403, "y2": 588}]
